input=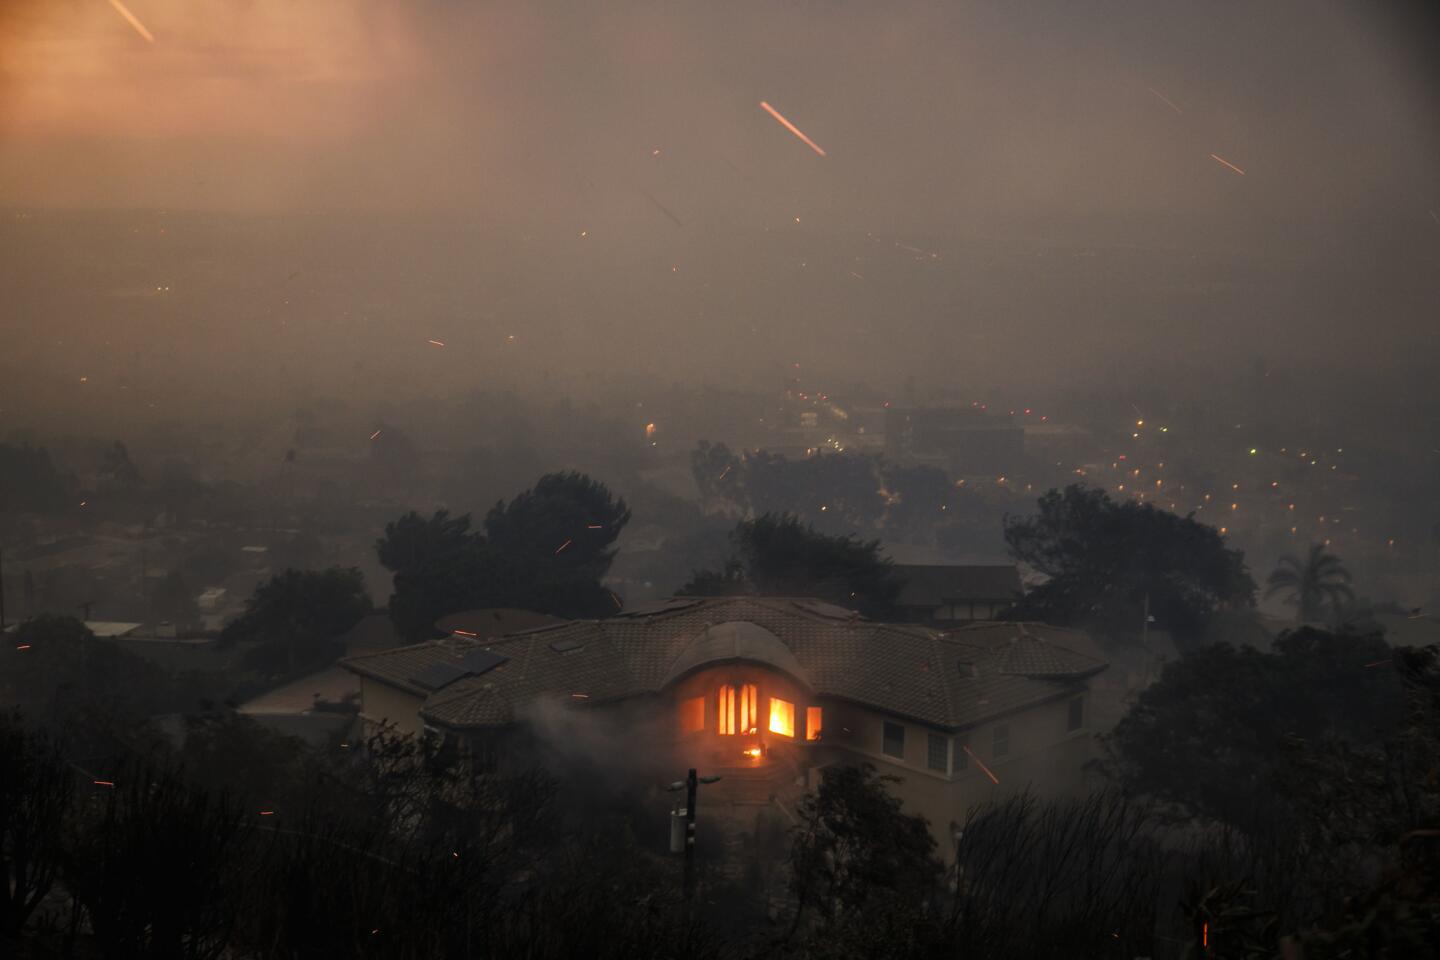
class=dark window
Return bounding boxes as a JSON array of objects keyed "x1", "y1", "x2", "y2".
[
  {"x1": 882, "y1": 721, "x2": 905, "y2": 759},
  {"x1": 953, "y1": 738, "x2": 969, "y2": 770},
  {"x1": 1067, "y1": 696, "x2": 1084, "y2": 732},
  {"x1": 992, "y1": 723, "x2": 1010, "y2": 758},
  {"x1": 927, "y1": 733, "x2": 948, "y2": 772}
]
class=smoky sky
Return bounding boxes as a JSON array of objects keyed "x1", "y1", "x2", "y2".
[{"x1": 1, "y1": 0, "x2": 1437, "y2": 423}]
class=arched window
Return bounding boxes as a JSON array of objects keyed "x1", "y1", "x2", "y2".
[
  {"x1": 739, "y1": 683, "x2": 758, "y2": 734},
  {"x1": 718, "y1": 684, "x2": 736, "y2": 735}
]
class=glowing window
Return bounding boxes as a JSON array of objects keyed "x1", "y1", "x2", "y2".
[
  {"x1": 740, "y1": 684, "x2": 758, "y2": 734},
  {"x1": 718, "y1": 685, "x2": 736, "y2": 735},
  {"x1": 769, "y1": 697, "x2": 795, "y2": 738},
  {"x1": 679, "y1": 696, "x2": 705, "y2": 734},
  {"x1": 805, "y1": 706, "x2": 822, "y2": 741}
]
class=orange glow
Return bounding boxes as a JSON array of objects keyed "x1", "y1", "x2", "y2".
[
  {"x1": 1209, "y1": 153, "x2": 1246, "y2": 176},
  {"x1": 759, "y1": 101, "x2": 828, "y2": 157},
  {"x1": 718, "y1": 685, "x2": 736, "y2": 735},
  {"x1": 1202, "y1": 922, "x2": 1208, "y2": 948},
  {"x1": 769, "y1": 697, "x2": 795, "y2": 737},
  {"x1": 679, "y1": 696, "x2": 705, "y2": 733},
  {"x1": 743, "y1": 745, "x2": 763, "y2": 760},
  {"x1": 645, "y1": 422, "x2": 657, "y2": 439},
  {"x1": 740, "y1": 684, "x2": 758, "y2": 734},
  {"x1": 107, "y1": 0, "x2": 155, "y2": 44},
  {"x1": 93, "y1": 780, "x2": 115, "y2": 787},
  {"x1": 806, "y1": 706, "x2": 822, "y2": 741}
]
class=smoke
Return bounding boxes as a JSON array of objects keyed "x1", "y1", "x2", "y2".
[{"x1": 1, "y1": 1, "x2": 1437, "y2": 416}]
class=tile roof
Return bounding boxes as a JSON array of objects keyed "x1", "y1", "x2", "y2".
[
  {"x1": 893, "y1": 564, "x2": 1023, "y2": 608},
  {"x1": 341, "y1": 598, "x2": 1106, "y2": 732}
]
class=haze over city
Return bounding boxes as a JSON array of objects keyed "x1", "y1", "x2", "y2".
[{"x1": 3, "y1": 3, "x2": 1439, "y2": 958}]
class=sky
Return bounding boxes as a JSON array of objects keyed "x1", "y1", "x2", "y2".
[{"x1": 1, "y1": 0, "x2": 1438, "y2": 421}]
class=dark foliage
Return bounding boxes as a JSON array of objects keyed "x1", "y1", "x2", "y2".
[
  {"x1": 0, "y1": 717, "x2": 74, "y2": 939},
  {"x1": 681, "y1": 514, "x2": 899, "y2": 617},
  {"x1": 785, "y1": 763, "x2": 941, "y2": 938},
  {"x1": 1005, "y1": 484, "x2": 1256, "y2": 649},
  {"x1": 483, "y1": 471, "x2": 631, "y2": 618},
  {"x1": 1106, "y1": 627, "x2": 1402, "y2": 831},
  {"x1": 221, "y1": 567, "x2": 372, "y2": 676},
  {"x1": 946, "y1": 790, "x2": 1164, "y2": 959},
  {"x1": 377, "y1": 509, "x2": 486, "y2": 643},
  {"x1": 378, "y1": 473, "x2": 632, "y2": 636}
]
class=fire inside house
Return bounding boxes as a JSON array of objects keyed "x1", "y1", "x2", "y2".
[{"x1": 342, "y1": 596, "x2": 1107, "y2": 846}]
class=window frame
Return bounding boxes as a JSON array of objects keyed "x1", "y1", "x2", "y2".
[
  {"x1": 992, "y1": 722, "x2": 1010, "y2": 758},
  {"x1": 926, "y1": 732, "x2": 949, "y2": 773},
  {"x1": 882, "y1": 720, "x2": 906, "y2": 760},
  {"x1": 768, "y1": 696, "x2": 796, "y2": 738}
]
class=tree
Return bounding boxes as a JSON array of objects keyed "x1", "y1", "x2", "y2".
[
  {"x1": 377, "y1": 510, "x2": 486, "y2": 643},
  {"x1": 62, "y1": 761, "x2": 246, "y2": 960},
  {"x1": 878, "y1": 463, "x2": 952, "y2": 543},
  {"x1": 1105, "y1": 627, "x2": 1403, "y2": 832},
  {"x1": 1005, "y1": 484, "x2": 1256, "y2": 650},
  {"x1": 786, "y1": 764, "x2": 941, "y2": 937},
  {"x1": 222, "y1": 568, "x2": 371, "y2": 676},
  {"x1": 681, "y1": 514, "x2": 899, "y2": 618},
  {"x1": 1, "y1": 616, "x2": 176, "y2": 747},
  {"x1": 691, "y1": 440, "x2": 745, "y2": 509},
  {"x1": 482, "y1": 472, "x2": 631, "y2": 619},
  {"x1": 1266, "y1": 544, "x2": 1355, "y2": 624},
  {"x1": 0, "y1": 717, "x2": 75, "y2": 939}
]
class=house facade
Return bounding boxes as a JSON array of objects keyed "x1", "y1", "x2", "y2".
[
  {"x1": 342, "y1": 597, "x2": 1106, "y2": 850},
  {"x1": 892, "y1": 563, "x2": 1024, "y2": 623}
]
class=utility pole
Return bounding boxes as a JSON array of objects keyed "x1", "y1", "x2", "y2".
[{"x1": 668, "y1": 768, "x2": 721, "y2": 905}]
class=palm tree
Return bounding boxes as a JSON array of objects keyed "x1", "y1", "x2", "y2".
[{"x1": 1265, "y1": 544, "x2": 1354, "y2": 624}]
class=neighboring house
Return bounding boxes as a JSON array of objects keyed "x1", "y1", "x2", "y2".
[
  {"x1": 435, "y1": 608, "x2": 565, "y2": 641},
  {"x1": 892, "y1": 564, "x2": 1023, "y2": 623},
  {"x1": 236, "y1": 664, "x2": 358, "y2": 747},
  {"x1": 341, "y1": 596, "x2": 1105, "y2": 850}
]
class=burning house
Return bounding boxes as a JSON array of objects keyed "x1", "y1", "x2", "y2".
[{"x1": 341, "y1": 597, "x2": 1106, "y2": 845}]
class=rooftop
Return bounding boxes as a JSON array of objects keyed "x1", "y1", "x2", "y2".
[
  {"x1": 344, "y1": 597, "x2": 1104, "y2": 733},
  {"x1": 892, "y1": 564, "x2": 1023, "y2": 607}
]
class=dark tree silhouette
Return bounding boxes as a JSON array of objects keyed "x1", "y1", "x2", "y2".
[
  {"x1": 681, "y1": 514, "x2": 899, "y2": 617},
  {"x1": 377, "y1": 509, "x2": 486, "y2": 643},
  {"x1": 222, "y1": 567, "x2": 371, "y2": 676},
  {"x1": 1005, "y1": 484, "x2": 1255, "y2": 649},
  {"x1": 1105, "y1": 627, "x2": 1402, "y2": 832},
  {"x1": 481, "y1": 472, "x2": 631, "y2": 619},
  {"x1": 786, "y1": 763, "x2": 941, "y2": 938},
  {"x1": 0, "y1": 717, "x2": 75, "y2": 939},
  {"x1": 1266, "y1": 543, "x2": 1355, "y2": 624}
]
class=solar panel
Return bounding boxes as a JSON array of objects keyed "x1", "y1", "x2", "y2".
[
  {"x1": 410, "y1": 663, "x2": 469, "y2": 691},
  {"x1": 549, "y1": 636, "x2": 586, "y2": 653},
  {"x1": 459, "y1": 649, "x2": 508, "y2": 675}
]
